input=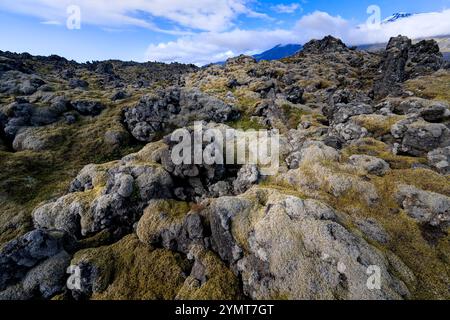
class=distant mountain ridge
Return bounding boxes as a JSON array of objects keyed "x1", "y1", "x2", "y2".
[
  {"x1": 217, "y1": 13, "x2": 450, "y2": 65},
  {"x1": 252, "y1": 44, "x2": 303, "y2": 61}
]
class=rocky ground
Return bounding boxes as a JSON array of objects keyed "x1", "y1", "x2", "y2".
[{"x1": 0, "y1": 35, "x2": 449, "y2": 300}]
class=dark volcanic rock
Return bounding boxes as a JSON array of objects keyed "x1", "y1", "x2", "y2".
[
  {"x1": 419, "y1": 103, "x2": 450, "y2": 123},
  {"x1": 399, "y1": 121, "x2": 450, "y2": 156},
  {"x1": 111, "y1": 90, "x2": 129, "y2": 101},
  {"x1": 72, "y1": 100, "x2": 105, "y2": 116},
  {"x1": 374, "y1": 36, "x2": 443, "y2": 99},
  {"x1": 374, "y1": 36, "x2": 411, "y2": 99},
  {"x1": 0, "y1": 230, "x2": 74, "y2": 296},
  {"x1": 95, "y1": 62, "x2": 115, "y2": 75},
  {"x1": 124, "y1": 87, "x2": 240, "y2": 142},
  {"x1": 427, "y1": 147, "x2": 450, "y2": 175},
  {"x1": 303, "y1": 35, "x2": 348, "y2": 54},
  {"x1": 68, "y1": 78, "x2": 89, "y2": 89},
  {"x1": 285, "y1": 85, "x2": 304, "y2": 104},
  {"x1": 407, "y1": 40, "x2": 443, "y2": 78}
]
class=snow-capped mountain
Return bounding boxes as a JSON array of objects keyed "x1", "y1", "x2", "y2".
[{"x1": 382, "y1": 12, "x2": 413, "y2": 24}]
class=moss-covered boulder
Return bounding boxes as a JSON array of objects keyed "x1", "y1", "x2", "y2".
[{"x1": 204, "y1": 187, "x2": 412, "y2": 300}]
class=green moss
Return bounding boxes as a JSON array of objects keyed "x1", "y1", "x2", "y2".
[
  {"x1": 405, "y1": 71, "x2": 450, "y2": 103},
  {"x1": 352, "y1": 114, "x2": 405, "y2": 137},
  {"x1": 72, "y1": 235, "x2": 191, "y2": 300},
  {"x1": 281, "y1": 104, "x2": 311, "y2": 129},
  {"x1": 198, "y1": 77, "x2": 229, "y2": 96},
  {"x1": 155, "y1": 199, "x2": 191, "y2": 219},
  {"x1": 228, "y1": 116, "x2": 267, "y2": 131},
  {"x1": 259, "y1": 179, "x2": 306, "y2": 199},
  {"x1": 298, "y1": 78, "x2": 333, "y2": 90},
  {"x1": 77, "y1": 230, "x2": 115, "y2": 249},
  {"x1": 342, "y1": 138, "x2": 426, "y2": 169},
  {"x1": 176, "y1": 249, "x2": 242, "y2": 300},
  {"x1": 136, "y1": 199, "x2": 192, "y2": 245},
  {"x1": 233, "y1": 89, "x2": 260, "y2": 114},
  {"x1": 261, "y1": 151, "x2": 450, "y2": 299},
  {"x1": 0, "y1": 88, "x2": 145, "y2": 247},
  {"x1": 369, "y1": 171, "x2": 450, "y2": 299}
]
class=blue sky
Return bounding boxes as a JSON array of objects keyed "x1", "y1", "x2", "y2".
[{"x1": 0, "y1": 0, "x2": 449, "y2": 65}]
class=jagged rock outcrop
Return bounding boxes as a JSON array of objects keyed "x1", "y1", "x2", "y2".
[
  {"x1": 348, "y1": 155, "x2": 390, "y2": 176},
  {"x1": 302, "y1": 36, "x2": 349, "y2": 54},
  {"x1": 391, "y1": 119, "x2": 450, "y2": 156},
  {"x1": 0, "y1": 71, "x2": 46, "y2": 95},
  {"x1": 396, "y1": 185, "x2": 450, "y2": 229},
  {"x1": 136, "y1": 200, "x2": 204, "y2": 254},
  {"x1": 427, "y1": 147, "x2": 450, "y2": 175},
  {"x1": 124, "y1": 87, "x2": 240, "y2": 142},
  {"x1": 32, "y1": 123, "x2": 261, "y2": 240},
  {"x1": 0, "y1": 230, "x2": 74, "y2": 299},
  {"x1": 374, "y1": 36, "x2": 444, "y2": 99},
  {"x1": 72, "y1": 100, "x2": 104, "y2": 116}
]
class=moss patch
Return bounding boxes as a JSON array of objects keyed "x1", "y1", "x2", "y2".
[
  {"x1": 228, "y1": 116, "x2": 267, "y2": 131},
  {"x1": 405, "y1": 71, "x2": 450, "y2": 103},
  {"x1": 342, "y1": 138, "x2": 426, "y2": 169},
  {"x1": 72, "y1": 234, "x2": 191, "y2": 300},
  {"x1": 176, "y1": 249, "x2": 242, "y2": 300},
  {"x1": 136, "y1": 199, "x2": 191, "y2": 245},
  {"x1": 281, "y1": 104, "x2": 311, "y2": 129},
  {"x1": 352, "y1": 114, "x2": 405, "y2": 137}
]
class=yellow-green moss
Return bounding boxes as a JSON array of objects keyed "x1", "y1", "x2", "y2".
[
  {"x1": 281, "y1": 104, "x2": 311, "y2": 129},
  {"x1": 233, "y1": 88, "x2": 260, "y2": 114},
  {"x1": 255, "y1": 149, "x2": 450, "y2": 300},
  {"x1": 352, "y1": 114, "x2": 405, "y2": 137},
  {"x1": 405, "y1": 71, "x2": 450, "y2": 103},
  {"x1": 176, "y1": 249, "x2": 242, "y2": 300},
  {"x1": 136, "y1": 199, "x2": 191, "y2": 245},
  {"x1": 342, "y1": 138, "x2": 426, "y2": 169},
  {"x1": 199, "y1": 78, "x2": 229, "y2": 96},
  {"x1": 72, "y1": 235, "x2": 191, "y2": 300},
  {"x1": 228, "y1": 116, "x2": 267, "y2": 131},
  {"x1": 0, "y1": 83, "x2": 147, "y2": 247}
]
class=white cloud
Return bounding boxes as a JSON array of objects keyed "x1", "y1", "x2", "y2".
[
  {"x1": 272, "y1": 3, "x2": 301, "y2": 14},
  {"x1": 146, "y1": 9, "x2": 450, "y2": 66},
  {"x1": 353, "y1": 10, "x2": 450, "y2": 44},
  {"x1": 0, "y1": 0, "x2": 267, "y2": 33},
  {"x1": 146, "y1": 28, "x2": 299, "y2": 65},
  {"x1": 2, "y1": 1, "x2": 450, "y2": 65},
  {"x1": 41, "y1": 20, "x2": 62, "y2": 26},
  {"x1": 294, "y1": 11, "x2": 350, "y2": 42},
  {"x1": 293, "y1": 10, "x2": 450, "y2": 45}
]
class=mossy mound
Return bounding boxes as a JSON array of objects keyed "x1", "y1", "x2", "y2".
[
  {"x1": 176, "y1": 247, "x2": 242, "y2": 300},
  {"x1": 274, "y1": 152, "x2": 450, "y2": 299},
  {"x1": 136, "y1": 199, "x2": 191, "y2": 246},
  {"x1": 72, "y1": 235, "x2": 191, "y2": 300},
  {"x1": 405, "y1": 70, "x2": 450, "y2": 103},
  {"x1": 342, "y1": 138, "x2": 426, "y2": 169}
]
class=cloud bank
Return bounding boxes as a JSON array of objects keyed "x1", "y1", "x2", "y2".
[
  {"x1": 0, "y1": 0, "x2": 266, "y2": 33},
  {"x1": 272, "y1": 3, "x2": 301, "y2": 14},
  {"x1": 1, "y1": 1, "x2": 450, "y2": 65},
  {"x1": 146, "y1": 9, "x2": 450, "y2": 65}
]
